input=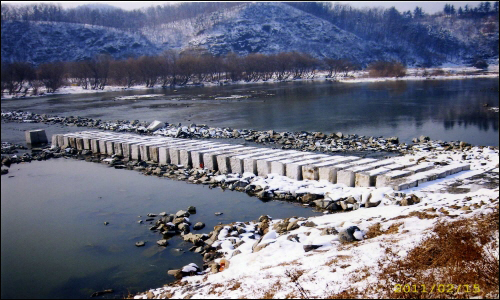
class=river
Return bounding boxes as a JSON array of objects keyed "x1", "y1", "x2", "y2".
[{"x1": 1, "y1": 78, "x2": 498, "y2": 298}]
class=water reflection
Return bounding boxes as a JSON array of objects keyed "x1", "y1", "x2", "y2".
[{"x1": 1, "y1": 78, "x2": 498, "y2": 145}]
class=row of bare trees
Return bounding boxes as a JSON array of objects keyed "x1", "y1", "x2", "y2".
[{"x1": 2, "y1": 50, "x2": 364, "y2": 96}]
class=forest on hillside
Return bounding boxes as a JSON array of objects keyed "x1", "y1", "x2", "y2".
[{"x1": 1, "y1": 2, "x2": 498, "y2": 68}]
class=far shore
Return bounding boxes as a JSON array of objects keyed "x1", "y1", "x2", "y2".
[{"x1": 1, "y1": 65, "x2": 498, "y2": 101}]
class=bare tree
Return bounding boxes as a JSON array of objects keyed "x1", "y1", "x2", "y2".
[{"x1": 37, "y1": 62, "x2": 66, "y2": 93}]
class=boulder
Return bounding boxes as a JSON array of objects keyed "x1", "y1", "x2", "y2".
[
  {"x1": 175, "y1": 210, "x2": 190, "y2": 218},
  {"x1": 338, "y1": 226, "x2": 362, "y2": 244},
  {"x1": 167, "y1": 269, "x2": 183, "y2": 280},
  {"x1": 193, "y1": 222, "x2": 205, "y2": 230},
  {"x1": 303, "y1": 244, "x2": 322, "y2": 252},
  {"x1": 156, "y1": 239, "x2": 168, "y2": 247}
]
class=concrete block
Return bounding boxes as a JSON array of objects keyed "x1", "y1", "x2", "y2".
[
  {"x1": 131, "y1": 144, "x2": 141, "y2": 160},
  {"x1": 90, "y1": 138, "x2": 100, "y2": 153},
  {"x1": 300, "y1": 155, "x2": 346, "y2": 180},
  {"x1": 243, "y1": 151, "x2": 288, "y2": 174},
  {"x1": 316, "y1": 156, "x2": 363, "y2": 182},
  {"x1": 203, "y1": 146, "x2": 245, "y2": 171},
  {"x1": 57, "y1": 135, "x2": 65, "y2": 148},
  {"x1": 179, "y1": 142, "x2": 217, "y2": 167},
  {"x1": 169, "y1": 141, "x2": 205, "y2": 165},
  {"x1": 285, "y1": 156, "x2": 332, "y2": 181},
  {"x1": 25, "y1": 129, "x2": 48, "y2": 145},
  {"x1": 159, "y1": 147, "x2": 169, "y2": 165},
  {"x1": 375, "y1": 170, "x2": 413, "y2": 188},
  {"x1": 69, "y1": 136, "x2": 77, "y2": 148},
  {"x1": 230, "y1": 149, "x2": 276, "y2": 174},
  {"x1": 106, "y1": 140, "x2": 116, "y2": 155},
  {"x1": 147, "y1": 120, "x2": 164, "y2": 131},
  {"x1": 256, "y1": 151, "x2": 301, "y2": 177},
  {"x1": 336, "y1": 159, "x2": 392, "y2": 187},
  {"x1": 75, "y1": 138, "x2": 84, "y2": 150},
  {"x1": 83, "y1": 138, "x2": 91, "y2": 150},
  {"x1": 99, "y1": 139, "x2": 109, "y2": 154},
  {"x1": 51, "y1": 134, "x2": 58, "y2": 147},
  {"x1": 113, "y1": 141, "x2": 123, "y2": 156},
  {"x1": 193, "y1": 145, "x2": 243, "y2": 169}
]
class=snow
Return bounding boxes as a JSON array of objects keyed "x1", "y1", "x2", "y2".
[{"x1": 133, "y1": 144, "x2": 499, "y2": 299}]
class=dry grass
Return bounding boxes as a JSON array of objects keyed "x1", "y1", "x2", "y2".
[
  {"x1": 259, "y1": 280, "x2": 282, "y2": 299},
  {"x1": 408, "y1": 211, "x2": 439, "y2": 219},
  {"x1": 325, "y1": 255, "x2": 351, "y2": 266},
  {"x1": 228, "y1": 280, "x2": 242, "y2": 291},
  {"x1": 365, "y1": 222, "x2": 403, "y2": 239},
  {"x1": 368, "y1": 208, "x2": 499, "y2": 298}
]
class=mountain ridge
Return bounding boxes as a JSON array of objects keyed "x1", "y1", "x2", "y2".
[{"x1": 1, "y1": 2, "x2": 498, "y2": 66}]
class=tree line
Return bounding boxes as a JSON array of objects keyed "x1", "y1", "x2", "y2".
[
  {"x1": 0, "y1": 2, "x2": 242, "y2": 31},
  {"x1": 444, "y1": 2, "x2": 499, "y2": 18},
  {"x1": 3, "y1": 50, "x2": 407, "y2": 96}
]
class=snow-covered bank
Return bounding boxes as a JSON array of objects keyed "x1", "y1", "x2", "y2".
[
  {"x1": 133, "y1": 182, "x2": 499, "y2": 299},
  {"x1": 1, "y1": 65, "x2": 498, "y2": 100},
  {"x1": 132, "y1": 146, "x2": 499, "y2": 299}
]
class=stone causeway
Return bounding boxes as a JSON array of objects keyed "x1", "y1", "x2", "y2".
[{"x1": 52, "y1": 131, "x2": 471, "y2": 190}]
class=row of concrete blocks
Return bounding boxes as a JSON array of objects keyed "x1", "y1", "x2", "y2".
[{"x1": 51, "y1": 131, "x2": 469, "y2": 188}]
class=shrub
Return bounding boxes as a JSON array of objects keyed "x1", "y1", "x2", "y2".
[
  {"x1": 473, "y1": 60, "x2": 489, "y2": 69},
  {"x1": 370, "y1": 207, "x2": 499, "y2": 299},
  {"x1": 367, "y1": 61, "x2": 406, "y2": 78}
]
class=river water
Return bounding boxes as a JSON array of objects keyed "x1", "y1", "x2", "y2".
[
  {"x1": 1, "y1": 159, "x2": 322, "y2": 299},
  {"x1": 1, "y1": 78, "x2": 499, "y2": 299},
  {"x1": 2, "y1": 78, "x2": 498, "y2": 146}
]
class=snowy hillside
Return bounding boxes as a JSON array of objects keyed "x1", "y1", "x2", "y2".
[
  {"x1": 1, "y1": 21, "x2": 160, "y2": 64},
  {"x1": 1, "y1": 2, "x2": 498, "y2": 66}
]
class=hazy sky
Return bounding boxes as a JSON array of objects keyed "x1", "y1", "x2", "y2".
[{"x1": 3, "y1": 1, "x2": 486, "y2": 14}]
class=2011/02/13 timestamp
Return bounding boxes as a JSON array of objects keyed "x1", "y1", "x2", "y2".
[{"x1": 394, "y1": 284, "x2": 481, "y2": 294}]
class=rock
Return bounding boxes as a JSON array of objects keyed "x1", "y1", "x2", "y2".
[
  {"x1": 419, "y1": 135, "x2": 430, "y2": 142},
  {"x1": 135, "y1": 241, "x2": 146, "y2": 247},
  {"x1": 175, "y1": 210, "x2": 190, "y2": 218},
  {"x1": 338, "y1": 226, "x2": 362, "y2": 244},
  {"x1": 157, "y1": 239, "x2": 169, "y2": 247},
  {"x1": 104, "y1": 222, "x2": 109, "y2": 225},
  {"x1": 1, "y1": 168, "x2": 8, "y2": 175},
  {"x1": 253, "y1": 241, "x2": 272, "y2": 252},
  {"x1": 146, "y1": 291, "x2": 155, "y2": 299},
  {"x1": 178, "y1": 223, "x2": 190, "y2": 234},
  {"x1": 209, "y1": 263, "x2": 219, "y2": 274},
  {"x1": 181, "y1": 263, "x2": 201, "y2": 274},
  {"x1": 320, "y1": 227, "x2": 338, "y2": 236},
  {"x1": 214, "y1": 212, "x2": 223, "y2": 216},
  {"x1": 303, "y1": 244, "x2": 322, "y2": 252},
  {"x1": 173, "y1": 217, "x2": 188, "y2": 225},
  {"x1": 187, "y1": 206, "x2": 196, "y2": 213},
  {"x1": 336, "y1": 132, "x2": 343, "y2": 139},
  {"x1": 167, "y1": 269, "x2": 183, "y2": 280},
  {"x1": 301, "y1": 193, "x2": 318, "y2": 203},
  {"x1": 90, "y1": 289, "x2": 114, "y2": 297},
  {"x1": 313, "y1": 199, "x2": 335, "y2": 209},
  {"x1": 182, "y1": 233, "x2": 204, "y2": 244},
  {"x1": 193, "y1": 222, "x2": 205, "y2": 230},
  {"x1": 286, "y1": 220, "x2": 300, "y2": 231},
  {"x1": 303, "y1": 221, "x2": 317, "y2": 227}
]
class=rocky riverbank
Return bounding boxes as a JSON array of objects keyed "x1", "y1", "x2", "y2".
[{"x1": 1, "y1": 110, "x2": 481, "y2": 155}]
